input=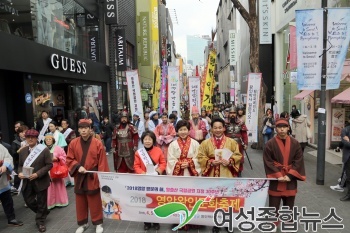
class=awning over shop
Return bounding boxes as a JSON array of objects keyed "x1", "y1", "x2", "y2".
[
  {"x1": 331, "y1": 87, "x2": 350, "y2": 104},
  {"x1": 293, "y1": 90, "x2": 314, "y2": 100}
]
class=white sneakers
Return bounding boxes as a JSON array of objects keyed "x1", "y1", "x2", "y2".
[
  {"x1": 96, "y1": 224, "x2": 103, "y2": 233},
  {"x1": 330, "y1": 184, "x2": 344, "y2": 192},
  {"x1": 76, "y1": 224, "x2": 89, "y2": 233},
  {"x1": 76, "y1": 223, "x2": 103, "y2": 233}
]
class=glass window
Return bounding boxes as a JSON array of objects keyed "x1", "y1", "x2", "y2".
[{"x1": 0, "y1": 0, "x2": 100, "y2": 61}]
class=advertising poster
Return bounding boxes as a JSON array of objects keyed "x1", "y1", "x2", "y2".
[
  {"x1": 98, "y1": 173, "x2": 270, "y2": 228},
  {"x1": 202, "y1": 50, "x2": 216, "y2": 111},
  {"x1": 331, "y1": 108, "x2": 345, "y2": 141}
]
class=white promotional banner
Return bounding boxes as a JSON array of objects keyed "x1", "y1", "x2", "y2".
[
  {"x1": 98, "y1": 173, "x2": 270, "y2": 228},
  {"x1": 259, "y1": 0, "x2": 272, "y2": 44},
  {"x1": 296, "y1": 9, "x2": 323, "y2": 90},
  {"x1": 188, "y1": 77, "x2": 201, "y2": 112},
  {"x1": 167, "y1": 66, "x2": 180, "y2": 114},
  {"x1": 326, "y1": 8, "x2": 350, "y2": 90},
  {"x1": 229, "y1": 30, "x2": 238, "y2": 65},
  {"x1": 126, "y1": 70, "x2": 144, "y2": 121},
  {"x1": 246, "y1": 73, "x2": 261, "y2": 143}
]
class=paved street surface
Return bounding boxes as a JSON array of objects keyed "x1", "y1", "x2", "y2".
[{"x1": 1, "y1": 147, "x2": 350, "y2": 233}]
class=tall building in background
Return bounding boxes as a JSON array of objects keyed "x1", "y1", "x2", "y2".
[{"x1": 186, "y1": 35, "x2": 210, "y2": 66}]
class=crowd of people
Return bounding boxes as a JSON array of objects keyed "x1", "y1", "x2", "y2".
[{"x1": 0, "y1": 102, "x2": 349, "y2": 233}]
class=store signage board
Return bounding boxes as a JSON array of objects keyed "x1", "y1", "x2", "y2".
[{"x1": 50, "y1": 54, "x2": 87, "y2": 74}]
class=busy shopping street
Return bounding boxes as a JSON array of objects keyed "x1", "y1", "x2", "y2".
[{"x1": 1, "y1": 0, "x2": 350, "y2": 233}]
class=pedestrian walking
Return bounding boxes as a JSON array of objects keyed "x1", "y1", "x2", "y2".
[
  {"x1": 43, "y1": 134, "x2": 69, "y2": 209},
  {"x1": 132, "y1": 111, "x2": 145, "y2": 149},
  {"x1": 262, "y1": 108, "x2": 275, "y2": 146},
  {"x1": 101, "y1": 116, "x2": 114, "y2": 155},
  {"x1": 148, "y1": 111, "x2": 161, "y2": 132},
  {"x1": 339, "y1": 117, "x2": 350, "y2": 201},
  {"x1": 291, "y1": 109, "x2": 311, "y2": 154},
  {"x1": 48, "y1": 121, "x2": 67, "y2": 148},
  {"x1": 133, "y1": 130, "x2": 166, "y2": 231},
  {"x1": 154, "y1": 113, "x2": 176, "y2": 162},
  {"x1": 0, "y1": 143, "x2": 23, "y2": 227},
  {"x1": 263, "y1": 118, "x2": 306, "y2": 232},
  {"x1": 189, "y1": 106, "x2": 208, "y2": 144},
  {"x1": 18, "y1": 129, "x2": 53, "y2": 232},
  {"x1": 66, "y1": 119, "x2": 109, "y2": 233}
]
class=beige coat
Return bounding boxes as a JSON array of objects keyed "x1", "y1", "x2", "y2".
[{"x1": 292, "y1": 115, "x2": 311, "y2": 143}]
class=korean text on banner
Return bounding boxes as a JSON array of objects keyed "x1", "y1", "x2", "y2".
[
  {"x1": 289, "y1": 25, "x2": 297, "y2": 70},
  {"x1": 159, "y1": 61, "x2": 167, "y2": 114},
  {"x1": 98, "y1": 173, "x2": 269, "y2": 228},
  {"x1": 202, "y1": 50, "x2": 216, "y2": 111},
  {"x1": 326, "y1": 8, "x2": 350, "y2": 90},
  {"x1": 296, "y1": 9, "x2": 323, "y2": 90},
  {"x1": 152, "y1": 67, "x2": 161, "y2": 110},
  {"x1": 188, "y1": 77, "x2": 201, "y2": 111},
  {"x1": 126, "y1": 70, "x2": 144, "y2": 121},
  {"x1": 246, "y1": 73, "x2": 261, "y2": 143},
  {"x1": 168, "y1": 66, "x2": 180, "y2": 114}
]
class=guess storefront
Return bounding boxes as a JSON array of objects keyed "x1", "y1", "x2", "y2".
[{"x1": 0, "y1": 32, "x2": 109, "y2": 142}]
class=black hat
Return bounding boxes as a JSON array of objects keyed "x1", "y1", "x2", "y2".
[{"x1": 102, "y1": 185, "x2": 112, "y2": 194}]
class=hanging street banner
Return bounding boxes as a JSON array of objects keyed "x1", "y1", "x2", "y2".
[
  {"x1": 152, "y1": 67, "x2": 161, "y2": 110},
  {"x1": 167, "y1": 66, "x2": 180, "y2": 114},
  {"x1": 246, "y1": 73, "x2": 261, "y2": 143},
  {"x1": 326, "y1": 8, "x2": 350, "y2": 90},
  {"x1": 140, "y1": 12, "x2": 150, "y2": 66},
  {"x1": 296, "y1": 9, "x2": 323, "y2": 90},
  {"x1": 259, "y1": 0, "x2": 272, "y2": 44},
  {"x1": 167, "y1": 44, "x2": 172, "y2": 62},
  {"x1": 97, "y1": 172, "x2": 270, "y2": 229},
  {"x1": 159, "y1": 61, "x2": 167, "y2": 114},
  {"x1": 88, "y1": 31, "x2": 99, "y2": 62},
  {"x1": 296, "y1": 8, "x2": 350, "y2": 90},
  {"x1": 188, "y1": 77, "x2": 201, "y2": 112},
  {"x1": 116, "y1": 28, "x2": 126, "y2": 71},
  {"x1": 126, "y1": 70, "x2": 144, "y2": 121},
  {"x1": 289, "y1": 25, "x2": 297, "y2": 70},
  {"x1": 104, "y1": 0, "x2": 118, "y2": 25},
  {"x1": 229, "y1": 30, "x2": 238, "y2": 65},
  {"x1": 202, "y1": 50, "x2": 216, "y2": 112}
]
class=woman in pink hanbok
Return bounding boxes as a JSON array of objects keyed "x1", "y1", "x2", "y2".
[
  {"x1": 154, "y1": 113, "x2": 176, "y2": 162},
  {"x1": 44, "y1": 134, "x2": 69, "y2": 209}
]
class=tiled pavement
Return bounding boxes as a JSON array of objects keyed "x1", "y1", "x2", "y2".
[{"x1": 1, "y1": 147, "x2": 350, "y2": 233}]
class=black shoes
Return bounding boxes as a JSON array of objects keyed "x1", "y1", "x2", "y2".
[
  {"x1": 340, "y1": 194, "x2": 350, "y2": 201},
  {"x1": 37, "y1": 224, "x2": 46, "y2": 232},
  {"x1": 212, "y1": 226, "x2": 220, "y2": 233},
  {"x1": 144, "y1": 223, "x2": 151, "y2": 230},
  {"x1": 153, "y1": 223, "x2": 160, "y2": 230},
  {"x1": 8, "y1": 219, "x2": 23, "y2": 227}
]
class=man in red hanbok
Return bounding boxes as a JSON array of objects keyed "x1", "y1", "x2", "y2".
[
  {"x1": 112, "y1": 111, "x2": 138, "y2": 173},
  {"x1": 154, "y1": 113, "x2": 176, "y2": 162}
]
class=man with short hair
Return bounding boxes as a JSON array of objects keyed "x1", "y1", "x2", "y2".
[
  {"x1": 60, "y1": 119, "x2": 76, "y2": 152},
  {"x1": 35, "y1": 111, "x2": 51, "y2": 133},
  {"x1": 18, "y1": 129, "x2": 53, "y2": 232},
  {"x1": 67, "y1": 119, "x2": 110, "y2": 233},
  {"x1": 263, "y1": 118, "x2": 306, "y2": 232},
  {"x1": 0, "y1": 143, "x2": 23, "y2": 227},
  {"x1": 197, "y1": 117, "x2": 242, "y2": 233}
]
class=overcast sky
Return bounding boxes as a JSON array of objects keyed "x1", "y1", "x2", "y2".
[{"x1": 166, "y1": 0, "x2": 219, "y2": 60}]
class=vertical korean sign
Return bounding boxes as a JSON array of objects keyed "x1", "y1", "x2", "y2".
[
  {"x1": 289, "y1": 25, "x2": 297, "y2": 70},
  {"x1": 168, "y1": 66, "x2": 180, "y2": 114},
  {"x1": 140, "y1": 12, "x2": 150, "y2": 66},
  {"x1": 259, "y1": 0, "x2": 271, "y2": 44},
  {"x1": 246, "y1": 73, "x2": 261, "y2": 143},
  {"x1": 188, "y1": 77, "x2": 201, "y2": 112},
  {"x1": 116, "y1": 28, "x2": 126, "y2": 71},
  {"x1": 150, "y1": 0, "x2": 160, "y2": 109},
  {"x1": 296, "y1": 9, "x2": 323, "y2": 90},
  {"x1": 229, "y1": 30, "x2": 238, "y2": 65},
  {"x1": 326, "y1": 8, "x2": 350, "y2": 90},
  {"x1": 331, "y1": 108, "x2": 345, "y2": 141},
  {"x1": 159, "y1": 61, "x2": 167, "y2": 114},
  {"x1": 202, "y1": 50, "x2": 216, "y2": 111},
  {"x1": 126, "y1": 70, "x2": 144, "y2": 121}
]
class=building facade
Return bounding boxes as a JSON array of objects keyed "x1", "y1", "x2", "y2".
[{"x1": 0, "y1": 0, "x2": 109, "y2": 142}]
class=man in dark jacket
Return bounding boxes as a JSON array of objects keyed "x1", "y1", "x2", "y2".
[
  {"x1": 18, "y1": 129, "x2": 52, "y2": 232},
  {"x1": 101, "y1": 116, "x2": 114, "y2": 155},
  {"x1": 340, "y1": 115, "x2": 350, "y2": 201}
]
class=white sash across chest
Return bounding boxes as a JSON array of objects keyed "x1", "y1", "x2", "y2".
[
  {"x1": 38, "y1": 118, "x2": 52, "y2": 142},
  {"x1": 137, "y1": 148, "x2": 158, "y2": 175},
  {"x1": 63, "y1": 128, "x2": 73, "y2": 139}
]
